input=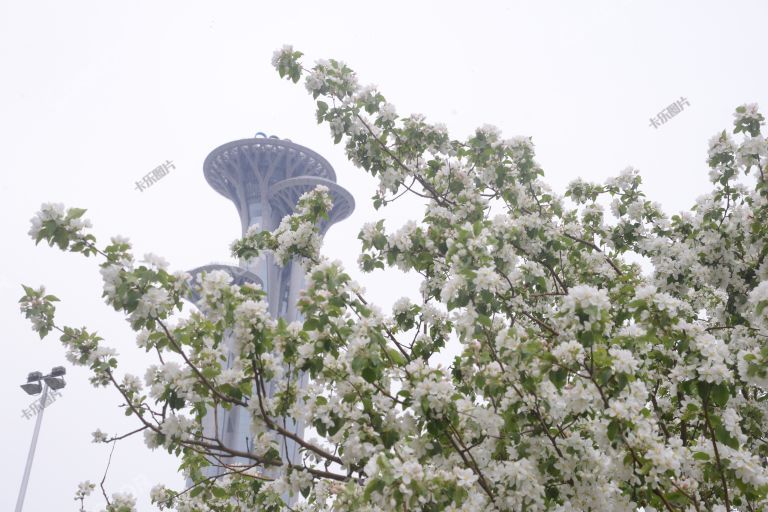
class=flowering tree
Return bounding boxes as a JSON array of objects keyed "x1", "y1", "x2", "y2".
[{"x1": 20, "y1": 45, "x2": 768, "y2": 511}]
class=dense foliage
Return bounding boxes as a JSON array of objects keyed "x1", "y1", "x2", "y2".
[{"x1": 21, "y1": 46, "x2": 768, "y2": 511}]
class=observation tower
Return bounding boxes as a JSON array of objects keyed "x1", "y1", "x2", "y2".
[{"x1": 188, "y1": 133, "x2": 354, "y2": 477}]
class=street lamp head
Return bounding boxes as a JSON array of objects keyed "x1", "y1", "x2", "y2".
[
  {"x1": 43, "y1": 376, "x2": 66, "y2": 390},
  {"x1": 20, "y1": 368, "x2": 66, "y2": 393},
  {"x1": 20, "y1": 382, "x2": 42, "y2": 395},
  {"x1": 49, "y1": 366, "x2": 66, "y2": 377}
]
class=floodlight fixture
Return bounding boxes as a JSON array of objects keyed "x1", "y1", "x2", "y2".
[
  {"x1": 49, "y1": 366, "x2": 66, "y2": 377},
  {"x1": 20, "y1": 382, "x2": 42, "y2": 395},
  {"x1": 43, "y1": 376, "x2": 65, "y2": 390}
]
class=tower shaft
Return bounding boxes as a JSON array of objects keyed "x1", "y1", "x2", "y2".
[{"x1": 189, "y1": 134, "x2": 354, "y2": 492}]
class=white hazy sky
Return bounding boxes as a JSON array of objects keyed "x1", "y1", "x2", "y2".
[{"x1": 1, "y1": 1, "x2": 766, "y2": 510}]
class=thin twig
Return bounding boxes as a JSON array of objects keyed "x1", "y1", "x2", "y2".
[{"x1": 99, "y1": 441, "x2": 117, "y2": 505}]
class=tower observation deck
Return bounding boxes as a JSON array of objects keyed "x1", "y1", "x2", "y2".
[
  {"x1": 188, "y1": 133, "x2": 354, "y2": 482},
  {"x1": 203, "y1": 132, "x2": 354, "y2": 235}
]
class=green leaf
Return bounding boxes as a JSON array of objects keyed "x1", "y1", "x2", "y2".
[
  {"x1": 361, "y1": 366, "x2": 377, "y2": 383},
  {"x1": 711, "y1": 383, "x2": 730, "y2": 408},
  {"x1": 607, "y1": 420, "x2": 621, "y2": 442},
  {"x1": 713, "y1": 423, "x2": 739, "y2": 449},
  {"x1": 364, "y1": 479, "x2": 385, "y2": 501},
  {"x1": 549, "y1": 367, "x2": 567, "y2": 389},
  {"x1": 666, "y1": 491, "x2": 690, "y2": 507},
  {"x1": 696, "y1": 381, "x2": 710, "y2": 401},
  {"x1": 387, "y1": 348, "x2": 406, "y2": 366},
  {"x1": 67, "y1": 207, "x2": 87, "y2": 219},
  {"x1": 381, "y1": 430, "x2": 399, "y2": 449},
  {"x1": 693, "y1": 452, "x2": 710, "y2": 461},
  {"x1": 351, "y1": 355, "x2": 366, "y2": 373}
]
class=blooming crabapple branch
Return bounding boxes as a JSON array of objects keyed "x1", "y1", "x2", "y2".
[
  {"x1": 173, "y1": 419, "x2": 351, "y2": 482},
  {"x1": 309, "y1": 73, "x2": 454, "y2": 209},
  {"x1": 702, "y1": 395, "x2": 732, "y2": 511},
  {"x1": 249, "y1": 358, "x2": 346, "y2": 467},
  {"x1": 23, "y1": 51, "x2": 768, "y2": 510},
  {"x1": 353, "y1": 109, "x2": 453, "y2": 208},
  {"x1": 385, "y1": 176, "x2": 425, "y2": 203},
  {"x1": 155, "y1": 318, "x2": 248, "y2": 408},
  {"x1": 188, "y1": 438, "x2": 277, "y2": 467},
  {"x1": 350, "y1": 290, "x2": 412, "y2": 361},
  {"x1": 280, "y1": 243, "x2": 413, "y2": 363},
  {"x1": 582, "y1": 365, "x2": 677, "y2": 512},
  {"x1": 521, "y1": 310, "x2": 561, "y2": 336},
  {"x1": 104, "y1": 426, "x2": 149, "y2": 443},
  {"x1": 649, "y1": 384, "x2": 671, "y2": 441},
  {"x1": 156, "y1": 314, "x2": 347, "y2": 471},
  {"x1": 669, "y1": 480, "x2": 702, "y2": 512},
  {"x1": 162, "y1": 463, "x2": 273, "y2": 507},
  {"x1": 527, "y1": 389, "x2": 567, "y2": 459},
  {"x1": 506, "y1": 195, "x2": 622, "y2": 279},
  {"x1": 443, "y1": 425, "x2": 496, "y2": 503},
  {"x1": 53, "y1": 318, "x2": 343, "y2": 482},
  {"x1": 506, "y1": 239, "x2": 570, "y2": 294},
  {"x1": 407, "y1": 318, "x2": 424, "y2": 351},
  {"x1": 479, "y1": 325, "x2": 570, "y2": 460},
  {"x1": 102, "y1": 363, "x2": 163, "y2": 434},
  {"x1": 561, "y1": 231, "x2": 623, "y2": 276},
  {"x1": 445, "y1": 420, "x2": 497, "y2": 483}
]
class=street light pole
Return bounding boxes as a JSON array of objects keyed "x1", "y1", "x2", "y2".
[
  {"x1": 15, "y1": 366, "x2": 66, "y2": 512},
  {"x1": 15, "y1": 382, "x2": 49, "y2": 512}
]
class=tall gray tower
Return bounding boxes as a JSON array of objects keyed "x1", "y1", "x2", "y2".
[{"x1": 188, "y1": 133, "x2": 354, "y2": 479}]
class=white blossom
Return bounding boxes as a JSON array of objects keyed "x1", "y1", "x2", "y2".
[{"x1": 91, "y1": 429, "x2": 109, "y2": 443}]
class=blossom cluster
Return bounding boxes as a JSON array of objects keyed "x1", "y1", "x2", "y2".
[{"x1": 20, "y1": 48, "x2": 768, "y2": 511}]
